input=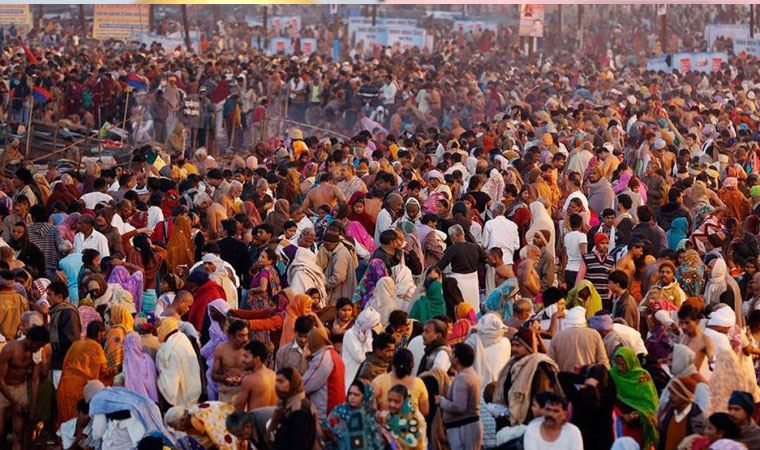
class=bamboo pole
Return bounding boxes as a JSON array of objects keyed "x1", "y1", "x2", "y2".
[{"x1": 25, "y1": 96, "x2": 34, "y2": 159}]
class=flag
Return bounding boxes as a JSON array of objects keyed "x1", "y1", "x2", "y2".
[
  {"x1": 19, "y1": 40, "x2": 37, "y2": 64},
  {"x1": 210, "y1": 80, "x2": 230, "y2": 104},
  {"x1": 127, "y1": 73, "x2": 148, "y2": 90},
  {"x1": 32, "y1": 86, "x2": 52, "y2": 104}
]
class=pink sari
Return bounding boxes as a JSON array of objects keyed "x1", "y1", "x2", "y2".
[{"x1": 347, "y1": 221, "x2": 376, "y2": 253}]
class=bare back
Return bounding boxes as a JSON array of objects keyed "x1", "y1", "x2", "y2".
[
  {"x1": 236, "y1": 366, "x2": 277, "y2": 411},
  {"x1": 0, "y1": 341, "x2": 34, "y2": 386}
]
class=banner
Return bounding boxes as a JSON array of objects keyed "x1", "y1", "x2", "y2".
[
  {"x1": 645, "y1": 54, "x2": 670, "y2": 72},
  {"x1": 386, "y1": 25, "x2": 427, "y2": 52},
  {"x1": 353, "y1": 25, "x2": 388, "y2": 50},
  {"x1": 139, "y1": 32, "x2": 200, "y2": 51},
  {"x1": 93, "y1": 5, "x2": 149, "y2": 41},
  {"x1": 269, "y1": 37, "x2": 293, "y2": 55},
  {"x1": 704, "y1": 24, "x2": 749, "y2": 49},
  {"x1": 269, "y1": 16, "x2": 301, "y2": 35},
  {"x1": 0, "y1": 5, "x2": 32, "y2": 30},
  {"x1": 519, "y1": 4, "x2": 544, "y2": 38},
  {"x1": 734, "y1": 38, "x2": 760, "y2": 56},
  {"x1": 650, "y1": 51, "x2": 728, "y2": 74},
  {"x1": 453, "y1": 20, "x2": 499, "y2": 36},
  {"x1": 347, "y1": 16, "x2": 417, "y2": 43},
  {"x1": 300, "y1": 38, "x2": 317, "y2": 56}
]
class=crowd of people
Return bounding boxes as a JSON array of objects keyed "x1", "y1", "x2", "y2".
[{"x1": 1, "y1": 4, "x2": 760, "y2": 450}]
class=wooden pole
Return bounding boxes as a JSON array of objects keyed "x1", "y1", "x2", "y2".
[
  {"x1": 660, "y1": 7, "x2": 668, "y2": 53},
  {"x1": 79, "y1": 5, "x2": 86, "y2": 39},
  {"x1": 557, "y1": 5, "x2": 562, "y2": 51},
  {"x1": 372, "y1": 6, "x2": 377, "y2": 26},
  {"x1": 577, "y1": 5, "x2": 584, "y2": 51},
  {"x1": 751, "y1": 4, "x2": 755, "y2": 39},
  {"x1": 25, "y1": 96, "x2": 33, "y2": 159},
  {"x1": 149, "y1": 5, "x2": 155, "y2": 33},
  {"x1": 181, "y1": 5, "x2": 192, "y2": 52},
  {"x1": 122, "y1": 88, "x2": 130, "y2": 135},
  {"x1": 263, "y1": 6, "x2": 268, "y2": 49}
]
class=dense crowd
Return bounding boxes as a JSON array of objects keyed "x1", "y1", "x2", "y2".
[{"x1": 2, "y1": 4, "x2": 760, "y2": 450}]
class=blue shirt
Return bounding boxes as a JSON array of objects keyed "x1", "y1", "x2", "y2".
[{"x1": 59, "y1": 252, "x2": 84, "y2": 303}]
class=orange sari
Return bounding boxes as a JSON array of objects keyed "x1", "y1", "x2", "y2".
[{"x1": 56, "y1": 339, "x2": 109, "y2": 424}]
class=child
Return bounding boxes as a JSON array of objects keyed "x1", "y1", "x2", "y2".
[{"x1": 382, "y1": 385, "x2": 425, "y2": 450}]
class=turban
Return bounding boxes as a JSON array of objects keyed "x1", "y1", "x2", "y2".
[
  {"x1": 707, "y1": 306, "x2": 736, "y2": 328},
  {"x1": 564, "y1": 306, "x2": 587, "y2": 328},
  {"x1": 594, "y1": 233, "x2": 609, "y2": 246},
  {"x1": 589, "y1": 313, "x2": 613, "y2": 332}
]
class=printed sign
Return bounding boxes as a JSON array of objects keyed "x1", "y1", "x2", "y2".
[
  {"x1": 704, "y1": 24, "x2": 749, "y2": 49},
  {"x1": 0, "y1": 5, "x2": 32, "y2": 30},
  {"x1": 519, "y1": 4, "x2": 544, "y2": 38},
  {"x1": 93, "y1": 5, "x2": 149, "y2": 41},
  {"x1": 270, "y1": 16, "x2": 301, "y2": 36},
  {"x1": 387, "y1": 25, "x2": 427, "y2": 52},
  {"x1": 301, "y1": 38, "x2": 317, "y2": 56},
  {"x1": 734, "y1": 38, "x2": 760, "y2": 56}
]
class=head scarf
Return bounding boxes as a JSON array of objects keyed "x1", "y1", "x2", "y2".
[
  {"x1": 166, "y1": 215, "x2": 195, "y2": 273},
  {"x1": 564, "y1": 306, "x2": 587, "y2": 328},
  {"x1": 667, "y1": 217, "x2": 689, "y2": 251},
  {"x1": 610, "y1": 347, "x2": 659, "y2": 449},
  {"x1": 280, "y1": 294, "x2": 312, "y2": 347},
  {"x1": 670, "y1": 344, "x2": 698, "y2": 378},
  {"x1": 566, "y1": 279, "x2": 603, "y2": 318},
  {"x1": 477, "y1": 312, "x2": 508, "y2": 348},
  {"x1": 353, "y1": 259, "x2": 388, "y2": 308},
  {"x1": 200, "y1": 299, "x2": 231, "y2": 401},
  {"x1": 353, "y1": 307, "x2": 380, "y2": 344},
  {"x1": 78, "y1": 305, "x2": 103, "y2": 338},
  {"x1": 383, "y1": 394, "x2": 423, "y2": 450},
  {"x1": 450, "y1": 302, "x2": 476, "y2": 345},
  {"x1": 398, "y1": 197, "x2": 421, "y2": 235},
  {"x1": 307, "y1": 326, "x2": 331, "y2": 353},
  {"x1": 409, "y1": 280, "x2": 446, "y2": 324},
  {"x1": 347, "y1": 192, "x2": 376, "y2": 236},
  {"x1": 157, "y1": 317, "x2": 180, "y2": 343},
  {"x1": 705, "y1": 258, "x2": 744, "y2": 326},
  {"x1": 108, "y1": 266, "x2": 144, "y2": 313},
  {"x1": 123, "y1": 332, "x2": 159, "y2": 402},
  {"x1": 265, "y1": 199, "x2": 291, "y2": 237},
  {"x1": 325, "y1": 383, "x2": 386, "y2": 450},
  {"x1": 109, "y1": 303, "x2": 135, "y2": 332},
  {"x1": 610, "y1": 437, "x2": 640, "y2": 450},
  {"x1": 526, "y1": 200, "x2": 555, "y2": 253},
  {"x1": 484, "y1": 277, "x2": 519, "y2": 321},
  {"x1": 57, "y1": 212, "x2": 81, "y2": 243}
]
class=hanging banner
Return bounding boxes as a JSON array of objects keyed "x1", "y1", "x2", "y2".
[
  {"x1": 269, "y1": 16, "x2": 301, "y2": 35},
  {"x1": 734, "y1": 38, "x2": 760, "y2": 56},
  {"x1": 300, "y1": 37, "x2": 317, "y2": 56},
  {"x1": 651, "y1": 51, "x2": 728, "y2": 74},
  {"x1": 518, "y1": 4, "x2": 544, "y2": 38},
  {"x1": 0, "y1": 5, "x2": 32, "y2": 31},
  {"x1": 93, "y1": 4, "x2": 149, "y2": 41},
  {"x1": 386, "y1": 25, "x2": 427, "y2": 52},
  {"x1": 704, "y1": 24, "x2": 749, "y2": 49},
  {"x1": 453, "y1": 20, "x2": 499, "y2": 36},
  {"x1": 354, "y1": 25, "x2": 388, "y2": 50},
  {"x1": 269, "y1": 37, "x2": 293, "y2": 55}
]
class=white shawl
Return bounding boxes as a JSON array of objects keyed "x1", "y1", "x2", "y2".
[{"x1": 156, "y1": 332, "x2": 202, "y2": 408}]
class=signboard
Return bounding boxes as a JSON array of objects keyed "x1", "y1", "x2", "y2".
[
  {"x1": 646, "y1": 54, "x2": 670, "y2": 72},
  {"x1": 648, "y1": 51, "x2": 728, "y2": 74},
  {"x1": 0, "y1": 5, "x2": 32, "y2": 30},
  {"x1": 269, "y1": 37, "x2": 293, "y2": 55},
  {"x1": 453, "y1": 20, "x2": 499, "y2": 35},
  {"x1": 704, "y1": 24, "x2": 749, "y2": 49},
  {"x1": 139, "y1": 32, "x2": 200, "y2": 51},
  {"x1": 354, "y1": 25, "x2": 388, "y2": 50},
  {"x1": 519, "y1": 4, "x2": 544, "y2": 38},
  {"x1": 269, "y1": 16, "x2": 301, "y2": 35},
  {"x1": 93, "y1": 4, "x2": 149, "y2": 41},
  {"x1": 386, "y1": 25, "x2": 427, "y2": 52},
  {"x1": 657, "y1": 4, "x2": 667, "y2": 16},
  {"x1": 300, "y1": 38, "x2": 317, "y2": 56},
  {"x1": 734, "y1": 38, "x2": 760, "y2": 56},
  {"x1": 347, "y1": 16, "x2": 417, "y2": 43}
]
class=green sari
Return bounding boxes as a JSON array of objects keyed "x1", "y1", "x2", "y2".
[
  {"x1": 610, "y1": 347, "x2": 659, "y2": 449},
  {"x1": 409, "y1": 280, "x2": 446, "y2": 324}
]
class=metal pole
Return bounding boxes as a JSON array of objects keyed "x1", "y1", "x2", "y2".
[
  {"x1": 372, "y1": 6, "x2": 377, "y2": 26},
  {"x1": 122, "y1": 89, "x2": 130, "y2": 135},
  {"x1": 25, "y1": 96, "x2": 33, "y2": 159}
]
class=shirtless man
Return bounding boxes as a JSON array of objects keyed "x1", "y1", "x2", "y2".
[
  {"x1": 195, "y1": 192, "x2": 227, "y2": 241},
  {"x1": 234, "y1": 340, "x2": 277, "y2": 411},
  {"x1": 615, "y1": 240, "x2": 646, "y2": 299},
  {"x1": 487, "y1": 247, "x2": 514, "y2": 286},
  {"x1": 0, "y1": 325, "x2": 50, "y2": 450},
  {"x1": 301, "y1": 172, "x2": 346, "y2": 215},
  {"x1": 211, "y1": 319, "x2": 250, "y2": 404}
]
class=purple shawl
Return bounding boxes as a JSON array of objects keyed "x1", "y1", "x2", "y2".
[
  {"x1": 123, "y1": 332, "x2": 159, "y2": 402},
  {"x1": 57, "y1": 212, "x2": 80, "y2": 243},
  {"x1": 347, "y1": 221, "x2": 376, "y2": 253},
  {"x1": 108, "y1": 266, "x2": 144, "y2": 312},
  {"x1": 200, "y1": 299, "x2": 231, "y2": 401}
]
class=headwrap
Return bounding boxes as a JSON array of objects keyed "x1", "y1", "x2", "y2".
[
  {"x1": 564, "y1": 306, "x2": 587, "y2": 328},
  {"x1": 707, "y1": 306, "x2": 736, "y2": 328},
  {"x1": 353, "y1": 307, "x2": 381, "y2": 344},
  {"x1": 83, "y1": 380, "x2": 106, "y2": 402},
  {"x1": 157, "y1": 317, "x2": 179, "y2": 343},
  {"x1": 594, "y1": 233, "x2": 609, "y2": 246},
  {"x1": 654, "y1": 310, "x2": 675, "y2": 327},
  {"x1": 610, "y1": 347, "x2": 659, "y2": 449},
  {"x1": 669, "y1": 376, "x2": 696, "y2": 404},
  {"x1": 723, "y1": 177, "x2": 738, "y2": 189},
  {"x1": 512, "y1": 327, "x2": 536, "y2": 353},
  {"x1": 589, "y1": 313, "x2": 613, "y2": 332},
  {"x1": 728, "y1": 390, "x2": 756, "y2": 414},
  {"x1": 307, "y1": 326, "x2": 331, "y2": 353}
]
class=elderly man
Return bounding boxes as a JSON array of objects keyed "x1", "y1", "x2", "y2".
[
  {"x1": 482, "y1": 202, "x2": 519, "y2": 291},
  {"x1": 155, "y1": 318, "x2": 202, "y2": 408},
  {"x1": 73, "y1": 215, "x2": 110, "y2": 257},
  {"x1": 437, "y1": 224, "x2": 486, "y2": 310},
  {"x1": 374, "y1": 192, "x2": 404, "y2": 245},
  {"x1": 547, "y1": 306, "x2": 609, "y2": 373},
  {"x1": 319, "y1": 229, "x2": 358, "y2": 306}
]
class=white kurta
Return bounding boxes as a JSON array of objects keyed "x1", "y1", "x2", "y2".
[
  {"x1": 156, "y1": 332, "x2": 202, "y2": 407},
  {"x1": 341, "y1": 327, "x2": 369, "y2": 390}
]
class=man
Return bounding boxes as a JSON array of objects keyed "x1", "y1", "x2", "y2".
[
  {"x1": 609, "y1": 270, "x2": 640, "y2": 330},
  {"x1": 587, "y1": 208, "x2": 617, "y2": 251},
  {"x1": 656, "y1": 376, "x2": 704, "y2": 450},
  {"x1": 644, "y1": 260, "x2": 687, "y2": 309},
  {"x1": 614, "y1": 193, "x2": 636, "y2": 248},
  {"x1": 616, "y1": 240, "x2": 645, "y2": 290},
  {"x1": 374, "y1": 192, "x2": 404, "y2": 245},
  {"x1": 586, "y1": 166, "x2": 614, "y2": 218},
  {"x1": 505, "y1": 298, "x2": 533, "y2": 337},
  {"x1": 211, "y1": 319, "x2": 250, "y2": 404},
  {"x1": 486, "y1": 248, "x2": 515, "y2": 288},
  {"x1": 73, "y1": 214, "x2": 110, "y2": 257},
  {"x1": 155, "y1": 317, "x2": 202, "y2": 408},
  {"x1": 48, "y1": 280, "x2": 80, "y2": 387},
  {"x1": 27, "y1": 204, "x2": 64, "y2": 279},
  {"x1": 522, "y1": 393, "x2": 583, "y2": 450},
  {"x1": 235, "y1": 340, "x2": 277, "y2": 411},
  {"x1": 301, "y1": 172, "x2": 347, "y2": 216},
  {"x1": 160, "y1": 290, "x2": 199, "y2": 344},
  {"x1": 275, "y1": 315, "x2": 313, "y2": 373},
  {"x1": 437, "y1": 343, "x2": 482, "y2": 450},
  {"x1": 630, "y1": 205, "x2": 668, "y2": 258},
  {"x1": 110, "y1": 173, "x2": 136, "y2": 203},
  {"x1": 80, "y1": 178, "x2": 113, "y2": 210},
  {"x1": 481, "y1": 202, "x2": 519, "y2": 273},
  {"x1": 1, "y1": 195, "x2": 30, "y2": 242},
  {"x1": 356, "y1": 332, "x2": 395, "y2": 383},
  {"x1": 548, "y1": 306, "x2": 609, "y2": 373},
  {"x1": 728, "y1": 390, "x2": 760, "y2": 449},
  {"x1": 372, "y1": 229, "x2": 422, "y2": 275},
  {"x1": 58, "y1": 240, "x2": 83, "y2": 303},
  {"x1": 218, "y1": 220, "x2": 251, "y2": 281},
  {"x1": 224, "y1": 408, "x2": 277, "y2": 450},
  {"x1": 207, "y1": 169, "x2": 231, "y2": 204},
  {"x1": 0, "y1": 271, "x2": 28, "y2": 343},
  {"x1": 336, "y1": 164, "x2": 367, "y2": 200},
  {"x1": 437, "y1": 225, "x2": 486, "y2": 310},
  {"x1": 656, "y1": 187, "x2": 691, "y2": 232},
  {"x1": 577, "y1": 233, "x2": 615, "y2": 310},
  {"x1": 319, "y1": 229, "x2": 358, "y2": 306},
  {"x1": 0, "y1": 326, "x2": 49, "y2": 450},
  {"x1": 418, "y1": 319, "x2": 452, "y2": 375}
]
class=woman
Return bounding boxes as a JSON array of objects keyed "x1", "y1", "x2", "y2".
[
  {"x1": 676, "y1": 249, "x2": 705, "y2": 297},
  {"x1": 127, "y1": 233, "x2": 166, "y2": 313},
  {"x1": 47, "y1": 175, "x2": 81, "y2": 215},
  {"x1": 382, "y1": 385, "x2": 425, "y2": 450},
  {"x1": 324, "y1": 297, "x2": 355, "y2": 350},
  {"x1": 708, "y1": 349, "x2": 758, "y2": 416},
  {"x1": 465, "y1": 313, "x2": 511, "y2": 385},
  {"x1": 324, "y1": 380, "x2": 386, "y2": 450},
  {"x1": 566, "y1": 279, "x2": 603, "y2": 318},
  {"x1": 103, "y1": 304, "x2": 135, "y2": 384},
  {"x1": 398, "y1": 198, "x2": 421, "y2": 235},
  {"x1": 96, "y1": 207, "x2": 125, "y2": 259},
  {"x1": 610, "y1": 347, "x2": 659, "y2": 450},
  {"x1": 409, "y1": 268, "x2": 446, "y2": 324},
  {"x1": 166, "y1": 214, "x2": 195, "y2": 274},
  {"x1": 645, "y1": 309, "x2": 678, "y2": 362},
  {"x1": 681, "y1": 412, "x2": 742, "y2": 450},
  {"x1": 353, "y1": 258, "x2": 388, "y2": 308},
  {"x1": 268, "y1": 367, "x2": 319, "y2": 450},
  {"x1": 265, "y1": 199, "x2": 291, "y2": 237},
  {"x1": 107, "y1": 266, "x2": 144, "y2": 315},
  {"x1": 366, "y1": 276, "x2": 399, "y2": 327},
  {"x1": 200, "y1": 299, "x2": 231, "y2": 401},
  {"x1": 567, "y1": 364, "x2": 617, "y2": 450},
  {"x1": 341, "y1": 307, "x2": 381, "y2": 388},
  {"x1": 449, "y1": 303, "x2": 476, "y2": 345},
  {"x1": 526, "y1": 200, "x2": 556, "y2": 253},
  {"x1": 165, "y1": 402, "x2": 239, "y2": 450},
  {"x1": 704, "y1": 258, "x2": 743, "y2": 326},
  {"x1": 372, "y1": 349, "x2": 429, "y2": 417},
  {"x1": 441, "y1": 277, "x2": 464, "y2": 321},
  {"x1": 9, "y1": 222, "x2": 45, "y2": 277},
  {"x1": 348, "y1": 191, "x2": 376, "y2": 237},
  {"x1": 689, "y1": 181, "x2": 715, "y2": 231},
  {"x1": 667, "y1": 217, "x2": 689, "y2": 251},
  {"x1": 483, "y1": 276, "x2": 519, "y2": 322},
  {"x1": 122, "y1": 331, "x2": 158, "y2": 402},
  {"x1": 279, "y1": 293, "x2": 313, "y2": 347}
]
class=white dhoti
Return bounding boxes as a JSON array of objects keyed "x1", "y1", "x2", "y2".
[
  {"x1": 447, "y1": 271, "x2": 480, "y2": 311},
  {"x1": 485, "y1": 266, "x2": 496, "y2": 294}
]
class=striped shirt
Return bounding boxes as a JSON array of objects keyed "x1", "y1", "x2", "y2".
[
  {"x1": 582, "y1": 251, "x2": 615, "y2": 302},
  {"x1": 28, "y1": 222, "x2": 64, "y2": 273}
]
